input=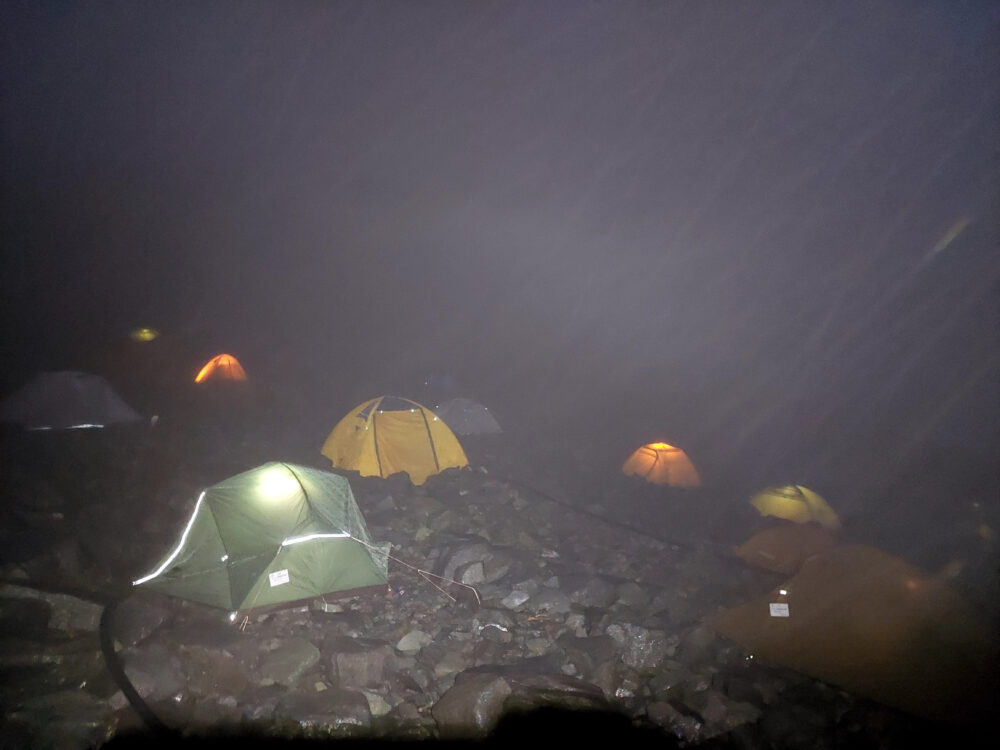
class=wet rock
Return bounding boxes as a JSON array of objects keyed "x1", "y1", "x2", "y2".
[
  {"x1": 121, "y1": 642, "x2": 186, "y2": 702},
  {"x1": 273, "y1": 686, "x2": 372, "y2": 736},
  {"x1": 0, "y1": 584, "x2": 104, "y2": 633},
  {"x1": 617, "y1": 581, "x2": 652, "y2": 609},
  {"x1": 647, "y1": 700, "x2": 703, "y2": 744},
  {"x1": 5, "y1": 688, "x2": 117, "y2": 750},
  {"x1": 180, "y1": 644, "x2": 250, "y2": 697},
  {"x1": 561, "y1": 573, "x2": 620, "y2": 609},
  {"x1": 395, "y1": 629, "x2": 432, "y2": 654},
  {"x1": 528, "y1": 587, "x2": 572, "y2": 615},
  {"x1": 606, "y1": 623, "x2": 672, "y2": 673},
  {"x1": 360, "y1": 689, "x2": 393, "y2": 717},
  {"x1": 501, "y1": 589, "x2": 531, "y2": 609},
  {"x1": 0, "y1": 596, "x2": 50, "y2": 636},
  {"x1": 326, "y1": 636, "x2": 397, "y2": 688},
  {"x1": 556, "y1": 633, "x2": 616, "y2": 683},
  {"x1": 431, "y1": 670, "x2": 512, "y2": 739},
  {"x1": 254, "y1": 637, "x2": 320, "y2": 687},
  {"x1": 111, "y1": 593, "x2": 172, "y2": 647}
]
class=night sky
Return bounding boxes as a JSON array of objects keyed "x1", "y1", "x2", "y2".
[{"x1": 3, "y1": 1, "x2": 998, "y2": 472}]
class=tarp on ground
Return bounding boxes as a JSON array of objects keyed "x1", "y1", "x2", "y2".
[
  {"x1": 133, "y1": 462, "x2": 389, "y2": 614},
  {"x1": 0, "y1": 371, "x2": 143, "y2": 430}
]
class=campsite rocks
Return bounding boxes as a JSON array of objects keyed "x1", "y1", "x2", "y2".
[
  {"x1": 431, "y1": 670, "x2": 513, "y2": 738},
  {"x1": 0, "y1": 583, "x2": 104, "y2": 633},
  {"x1": 254, "y1": 637, "x2": 321, "y2": 686},
  {"x1": 4, "y1": 428, "x2": 995, "y2": 749},
  {"x1": 4, "y1": 689, "x2": 118, "y2": 750},
  {"x1": 121, "y1": 642, "x2": 187, "y2": 702},
  {"x1": 325, "y1": 636, "x2": 398, "y2": 688},
  {"x1": 111, "y1": 592, "x2": 173, "y2": 647}
]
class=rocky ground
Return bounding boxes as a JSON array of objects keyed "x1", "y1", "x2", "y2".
[{"x1": 0, "y1": 413, "x2": 997, "y2": 749}]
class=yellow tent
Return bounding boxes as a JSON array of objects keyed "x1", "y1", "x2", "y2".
[
  {"x1": 750, "y1": 485, "x2": 840, "y2": 529},
  {"x1": 710, "y1": 544, "x2": 1000, "y2": 724},
  {"x1": 321, "y1": 396, "x2": 468, "y2": 486},
  {"x1": 194, "y1": 353, "x2": 247, "y2": 383},
  {"x1": 129, "y1": 327, "x2": 160, "y2": 342},
  {"x1": 621, "y1": 442, "x2": 701, "y2": 487}
]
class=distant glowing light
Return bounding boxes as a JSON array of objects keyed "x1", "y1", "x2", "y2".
[
  {"x1": 778, "y1": 589, "x2": 787, "y2": 596},
  {"x1": 229, "y1": 612, "x2": 237, "y2": 622},
  {"x1": 281, "y1": 532, "x2": 350, "y2": 547},
  {"x1": 221, "y1": 554, "x2": 229, "y2": 562},
  {"x1": 130, "y1": 327, "x2": 160, "y2": 342},
  {"x1": 133, "y1": 491, "x2": 207, "y2": 585}
]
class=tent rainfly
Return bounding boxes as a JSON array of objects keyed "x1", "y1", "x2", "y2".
[
  {"x1": 750, "y1": 485, "x2": 841, "y2": 529},
  {"x1": 133, "y1": 463, "x2": 389, "y2": 615},
  {"x1": 622, "y1": 442, "x2": 701, "y2": 487},
  {"x1": 434, "y1": 397, "x2": 502, "y2": 435},
  {"x1": 0, "y1": 371, "x2": 142, "y2": 430},
  {"x1": 194, "y1": 353, "x2": 247, "y2": 383},
  {"x1": 711, "y1": 544, "x2": 1000, "y2": 724},
  {"x1": 322, "y1": 396, "x2": 468, "y2": 486}
]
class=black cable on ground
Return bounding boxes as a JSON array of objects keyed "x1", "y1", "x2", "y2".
[{"x1": 98, "y1": 597, "x2": 178, "y2": 739}]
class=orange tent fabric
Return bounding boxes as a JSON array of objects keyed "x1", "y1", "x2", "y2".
[
  {"x1": 711, "y1": 544, "x2": 1000, "y2": 724},
  {"x1": 734, "y1": 522, "x2": 839, "y2": 575},
  {"x1": 622, "y1": 442, "x2": 701, "y2": 487},
  {"x1": 194, "y1": 353, "x2": 247, "y2": 383}
]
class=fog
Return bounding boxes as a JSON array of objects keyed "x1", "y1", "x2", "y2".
[{"x1": 3, "y1": 1, "x2": 998, "y2": 518}]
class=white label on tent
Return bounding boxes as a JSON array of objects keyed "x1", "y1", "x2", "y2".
[
  {"x1": 269, "y1": 569, "x2": 290, "y2": 587},
  {"x1": 769, "y1": 602, "x2": 790, "y2": 617}
]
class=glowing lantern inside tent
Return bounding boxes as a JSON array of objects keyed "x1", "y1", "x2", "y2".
[
  {"x1": 750, "y1": 485, "x2": 841, "y2": 530},
  {"x1": 130, "y1": 327, "x2": 160, "y2": 342},
  {"x1": 622, "y1": 442, "x2": 701, "y2": 487},
  {"x1": 194, "y1": 353, "x2": 247, "y2": 383}
]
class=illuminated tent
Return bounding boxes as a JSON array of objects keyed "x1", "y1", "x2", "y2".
[
  {"x1": 129, "y1": 327, "x2": 160, "y2": 342},
  {"x1": 434, "y1": 397, "x2": 502, "y2": 435},
  {"x1": 621, "y1": 442, "x2": 701, "y2": 487},
  {"x1": 321, "y1": 396, "x2": 469, "y2": 486},
  {"x1": 734, "y1": 522, "x2": 839, "y2": 575},
  {"x1": 0, "y1": 371, "x2": 142, "y2": 430},
  {"x1": 750, "y1": 485, "x2": 840, "y2": 529},
  {"x1": 133, "y1": 463, "x2": 389, "y2": 615},
  {"x1": 194, "y1": 353, "x2": 247, "y2": 383},
  {"x1": 710, "y1": 544, "x2": 1000, "y2": 724}
]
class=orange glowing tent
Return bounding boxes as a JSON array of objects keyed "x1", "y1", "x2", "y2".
[
  {"x1": 622, "y1": 442, "x2": 701, "y2": 487},
  {"x1": 194, "y1": 353, "x2": 247, "y2": 383}
]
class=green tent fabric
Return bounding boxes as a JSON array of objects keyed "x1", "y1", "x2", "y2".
[{"x1": 134, "y1": 463, "x2": 389, "y2": 614}]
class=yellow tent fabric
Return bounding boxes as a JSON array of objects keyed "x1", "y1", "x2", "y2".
[
  {"x1": 129, "y1": 327, "x2": 160, "y2": 342},
  {"x1": 734, "y1": 522, "x2": 839, "y2": 575},
  {"x1": 321, "y1": 396, "x2": 468, "y2": 486},
  {"x1": 750, "y1": 485, "x2": 840, "y2": 529},
  {"x1": 621, "y1": 442, "x2": 701, "y2": 487},
  {"x1": 710, "y1": 544, "x2": 1000, "y2": 724},
  {"x1": 194, "y1": 353, "x2": 247, "y2": 383}
]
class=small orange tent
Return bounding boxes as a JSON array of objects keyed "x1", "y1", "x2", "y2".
[
  {"x1": 194, "y1": 353, "x2": 247, "y2": 383},
  {"x1": 622, "y1": 442, "x2": 701, "y2": 487}
]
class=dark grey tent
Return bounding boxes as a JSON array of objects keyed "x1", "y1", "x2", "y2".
[
  {"x1": 0, "y1": 371, "x2": 142, "y2": 430},
  {"x1": 434, "y1": 397, "x2": 502, "y2": 436}
]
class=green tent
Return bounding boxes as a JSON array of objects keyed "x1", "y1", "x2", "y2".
[{"x1": 133, "y1": 463, "x2": 389, "y2": 615}]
